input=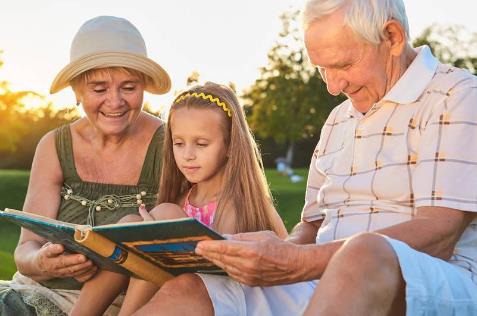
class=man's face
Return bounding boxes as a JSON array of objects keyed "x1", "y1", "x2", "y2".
[{"x1": 304, "y1": 11, "x2": 392, "y2": 113}]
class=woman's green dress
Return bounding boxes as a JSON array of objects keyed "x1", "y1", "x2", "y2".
[{"x1": 0, "y1": 124, "x2": 163, "y2": 316}]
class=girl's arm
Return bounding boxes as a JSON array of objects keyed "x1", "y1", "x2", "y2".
[{"x1": 269, "y1": 205, "x2": 288, "y2": 239}]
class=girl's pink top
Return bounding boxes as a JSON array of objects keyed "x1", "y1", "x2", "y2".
[{"x1": 183, "y1": 188, "x2": 217, "y2": 228}]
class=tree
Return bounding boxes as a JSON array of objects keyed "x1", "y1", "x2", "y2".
[
  {"x1": 0, "y1": 52, "x2": 80, "y2": 168},
  {"x1": 0, "y1": 77, "x2": 35, "y2": 152},
  {"x1": 186, "y1": 71, "x2": 200, "y2": 86},
  {"x1": 413, "y1": 24, "x2": 477, "y2": 74},
  {"x1": 242, "y1": 10, "x2": 344, "y2": 165},
  {"x1": 5, "y1": 103, "x2": 80, "y2": 168}
]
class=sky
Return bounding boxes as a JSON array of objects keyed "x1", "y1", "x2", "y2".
[{"x1": 1, "y1": 0, "x2": 476, "y2": 112}]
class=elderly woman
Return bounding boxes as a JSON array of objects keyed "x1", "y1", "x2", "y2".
[{"x1": 0, "y1": 16, "x2": 170, "y2": 315}]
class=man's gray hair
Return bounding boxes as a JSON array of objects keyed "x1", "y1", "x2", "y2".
[{"x1": 302, "y1": 0, "x2": 410, "y2": 44}]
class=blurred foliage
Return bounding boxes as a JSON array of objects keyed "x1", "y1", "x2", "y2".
[
  {"x1": 242, "y1": 10, "x2": 344, "y2": 165},
  {"x1": 412, "y1": 24, "x2": 477, "y2": 75},
  {"x1": 186, "y1": 71, "x2": 200, "y2": 86},
  {"x1": 0, "y1": 99, "x2": 80, "y2": 169}
]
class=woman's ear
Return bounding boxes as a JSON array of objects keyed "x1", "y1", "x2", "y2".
[
  {"x1": 383, "y1": 20, "x2": 406, "y2": 56},
  {"x1": 71, "y1": 83, "x2": 84, "y2": 105}
]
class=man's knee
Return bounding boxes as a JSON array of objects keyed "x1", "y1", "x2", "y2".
[{"x1": 337, "y1": 233, "x2": 399, "y2": 269}]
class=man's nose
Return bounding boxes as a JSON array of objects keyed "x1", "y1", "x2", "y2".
[{"x1": 323, "y1": 69, "x2": 347, "y2": 96}]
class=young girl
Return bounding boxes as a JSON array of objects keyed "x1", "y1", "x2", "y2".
[
  {"x1": 71, "y1": 82, "x2": 288, "y2": 315},
  {"x1": 119, "y1": 82, "x2": 288, "y2": 314}
]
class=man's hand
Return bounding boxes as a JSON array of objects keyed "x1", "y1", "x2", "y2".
[
  {"x1": 196, "y1": 231, "x2": 308, "y2": 286},
  {"x1": 34, "y1": 242, "x2": 97, "y2": 282}
]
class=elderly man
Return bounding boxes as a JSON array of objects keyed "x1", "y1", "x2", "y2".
[{"x1": 135, "y1": 0, "x2": 477, "y2": 315}]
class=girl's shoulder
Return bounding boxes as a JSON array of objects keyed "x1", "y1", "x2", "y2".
[
  {"x1": 176, "y1": 193, "x2": 187, "y2": 209},
  {"x1": 214, "y1": 200, "x2": 237, "y2": 234}
]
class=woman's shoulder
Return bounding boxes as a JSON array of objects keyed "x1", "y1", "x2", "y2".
[
  {"x1": 139, "y1": 111, "x2": 165, "y2": 133},
  {"x1": 30, "y1": 127, "x2": 63, "y2": 183},
  {"x1": 36, "y1": 127, "x2": 61, "y2": 155}
]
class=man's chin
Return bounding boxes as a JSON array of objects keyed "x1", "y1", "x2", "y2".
[{"x1": 350, "y1": 100, "x2": 373, "y2": 114}]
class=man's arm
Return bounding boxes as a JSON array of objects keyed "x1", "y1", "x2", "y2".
[
  {"x1": 196, "y1": 206, "x2": 473, "y2": 286},
  {"x1": 287, "y1": 206, "x2": 475, "y2": 282},
  {"x1": 378, "y1": 206, "x2": 475, "y2": 260},
  {"x1": 286, "y1": 219, "x2": 322, "y2": 244}
]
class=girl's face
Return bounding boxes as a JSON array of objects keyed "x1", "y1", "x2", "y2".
[
  {"x1": 170, "y1": 107, "x2": 228, "y2": 186},
  {"x1": 75, "y1": 69, "x2": 145, "y2": 136}
]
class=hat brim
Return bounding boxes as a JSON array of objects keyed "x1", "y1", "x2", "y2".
[{"x1": 50, "y1": 51, "x2": 171, "y2": 95}]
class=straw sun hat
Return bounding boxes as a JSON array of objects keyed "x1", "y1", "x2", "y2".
[{"x1": 50, "y1": 16, "x2": 171, "y2": 94}]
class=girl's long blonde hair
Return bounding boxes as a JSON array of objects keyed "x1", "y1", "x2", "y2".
[{"x1": 158, "y1": 82, "x2": 280, "y2": 234}]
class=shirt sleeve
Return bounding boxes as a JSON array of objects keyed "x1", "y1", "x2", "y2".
[
  {"x1": 301, "y1": 146, "x2": 326, "y2": 222},
  {"x1": 413, "y1": 74, "x2": 477, "y2": 212}
]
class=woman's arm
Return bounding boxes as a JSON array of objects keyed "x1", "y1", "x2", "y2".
[{"x1": 14, "y1": 131, "x2": 96, "y2": 282}]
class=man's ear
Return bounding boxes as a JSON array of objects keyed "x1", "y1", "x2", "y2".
[{"x1": 383, "y1": 20, "x2": 406, "y2": 56}]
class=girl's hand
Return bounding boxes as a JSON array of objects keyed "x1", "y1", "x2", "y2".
[
  {"x1": 34, "y1": 242, "x2": 97, "y2": 281},
  {"x1": 138, "y1": 203, "x2": 154, "y2": 221}
]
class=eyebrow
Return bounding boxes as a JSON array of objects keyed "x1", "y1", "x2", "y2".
[
  {"x1": 313, "y1": 60, "x2": 351, "y2": 69},
  {"x1": 87, "y1": 80, "x2": 141, "y2": 85}
]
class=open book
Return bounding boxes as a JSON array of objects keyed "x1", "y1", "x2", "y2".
[{"x1": 0, "y1": 208, "x2": 225, "y2": 286}]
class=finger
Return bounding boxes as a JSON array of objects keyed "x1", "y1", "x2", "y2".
[
  {"x1": 231, "y1": 230, "x2": 276, "y2": 241},
  {"x1": 55, "y1": 259, "x2": 95, "y2": 277},
  {"x1": 74, "y1": 269, "x2": 98, "y2": 283},
  {"x1": 138, "y1": 204, "x2": 154, "y2": 221},
  {"x1": 222, "y1": 264, "x2": 262, "y2": 286},
  {"x1": 53, "y1": 253, "x2": 88, "y2": 270},
  {"x1": 196, "y1": 240, "x2": 250, "y2": 257},
  {"x1": 73, "y1": 265, "x2": 98, "y2": 282},
  {"x1": 196, "y1": 241, "x2": 259, "y2": 270},
  {"x1": 43, "y1": 243, "x2": 65, "y2": 257}
]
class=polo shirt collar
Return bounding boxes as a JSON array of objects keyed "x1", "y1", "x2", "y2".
[{"x1": 383, "y1": 45, "x2": 438, "y2": 104}]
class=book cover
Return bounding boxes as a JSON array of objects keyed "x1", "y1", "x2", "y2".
[{"x1": 0, "y1": 208, "x2": 225, "y2": 285}]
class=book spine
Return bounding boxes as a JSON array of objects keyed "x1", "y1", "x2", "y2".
[{"x1": 74, "y1": 229, "x2": 173, "y2": 286}]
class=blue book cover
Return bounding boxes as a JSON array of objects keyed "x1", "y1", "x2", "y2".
[{"x1": 0, "y1": 208, "x2": 225, "y2": 282}]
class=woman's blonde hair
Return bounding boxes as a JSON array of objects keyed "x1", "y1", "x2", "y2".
[
  {"x1": 158, "y1": 82, "x2": 280, "y2": 234},
  {"x1": 70, "y1": 67, "x2": 146, "y2": 93}
]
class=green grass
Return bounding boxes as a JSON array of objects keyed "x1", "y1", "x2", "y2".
[
  {"x1": 265, "y1": 169, "x2": 308, "y2": 231},
  {"x1": 0, "y1": 169, "x2": 28, "y2": 279},
  {"x1": 0, "y1": 168, "x2": 308, "y2": 280}
]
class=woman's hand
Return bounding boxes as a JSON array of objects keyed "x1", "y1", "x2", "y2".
[
  {"x1": 34, "y1": 242, "x2": 97, "y2": 282},
  {"x1": 195, "y1": 231, "x2": 308, "y2": 286}
]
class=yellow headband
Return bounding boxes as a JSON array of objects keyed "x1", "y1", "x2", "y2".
[{"x1": 173, "y1": 92, "x2": 232, "y2": 117}]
